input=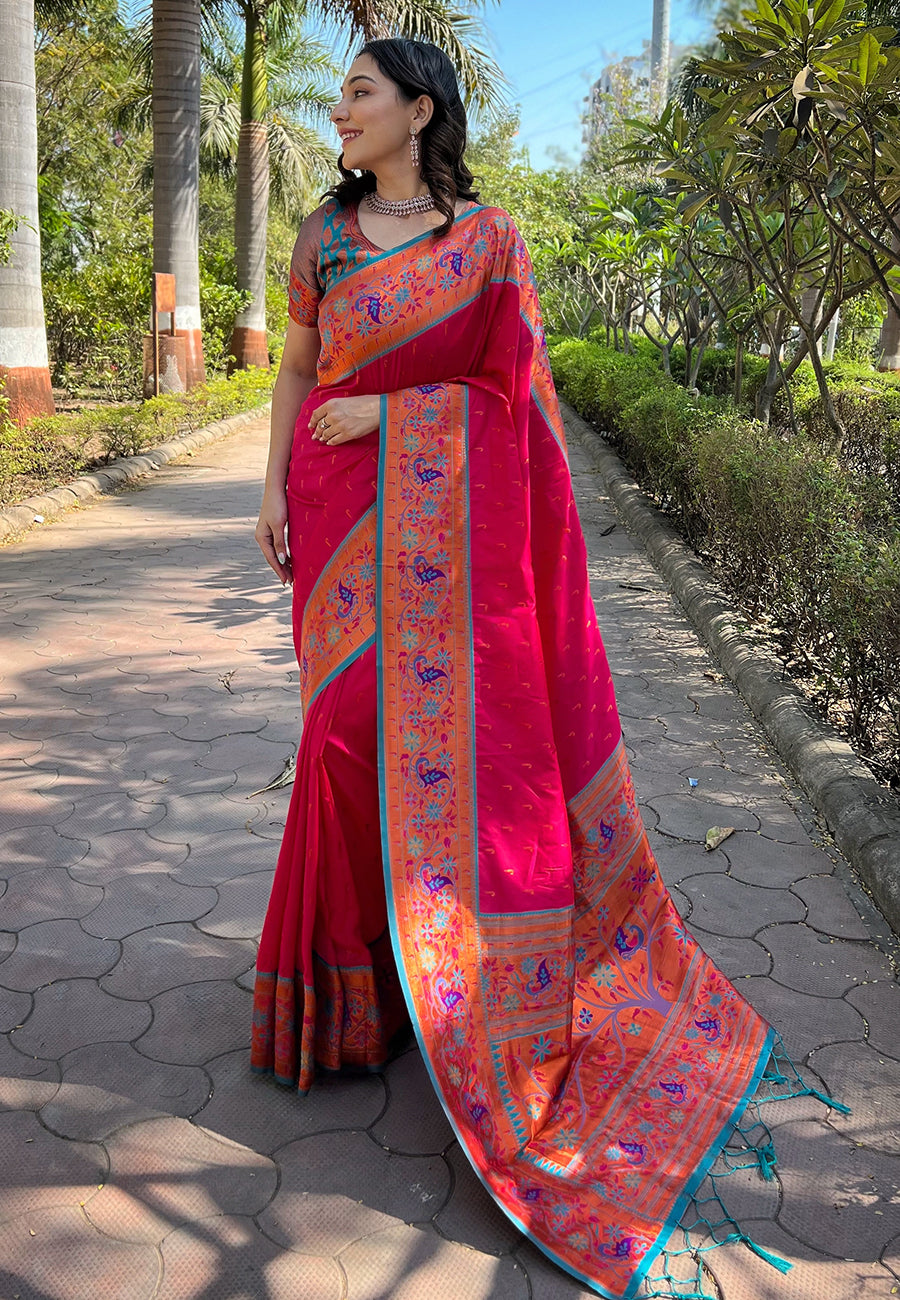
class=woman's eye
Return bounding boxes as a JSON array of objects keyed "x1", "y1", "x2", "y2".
[{"x1": 353, "y1": 89, "x2": 367, "y2": 97}]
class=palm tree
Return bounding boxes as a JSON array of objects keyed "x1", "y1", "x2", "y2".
[
  {"x1": 0, "y1": 0, "x2": 55, "y2": 422},
  {"x1": 201, "y1": 23, "x2": 336, "y2": 213},
  {"x1": 227, "y1": 0, "x2": 506, "y2": 370},
  {"x1": 153, "y1": 0, "x2": 206, "y2": 388}
]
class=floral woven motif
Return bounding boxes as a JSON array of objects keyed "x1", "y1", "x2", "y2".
[{"x1": 299, "y1": 504, "x2": 376, "y2": 712}]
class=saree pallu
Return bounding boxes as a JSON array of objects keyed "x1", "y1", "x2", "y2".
[{"x1": 252, "y1": 205, "x2": 778, "y2": 1299}]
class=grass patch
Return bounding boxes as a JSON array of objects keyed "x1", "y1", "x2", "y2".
[{"x1": 0, "y1": 368, "x2": 273, "y2": 508}]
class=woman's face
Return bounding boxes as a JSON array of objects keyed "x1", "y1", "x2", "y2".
[{"x1": 331, "y1": 53, "x2": 429, "y2": 172}]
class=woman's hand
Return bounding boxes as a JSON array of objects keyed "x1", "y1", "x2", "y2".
[
  {"x1": 309, "y1": 395, "x2": 380, "y2": 446},
  {"x1": 255, "y1": 485, "x2": 292, "y2": 586}
]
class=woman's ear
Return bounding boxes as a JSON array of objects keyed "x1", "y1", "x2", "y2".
[{"x1": 412, "y1": 95, "x2": 434, "y2": 130}]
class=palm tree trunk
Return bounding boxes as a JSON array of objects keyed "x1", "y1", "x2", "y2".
[
  {"x1": 152, "y1": 0, "x2": 205, "y2": 388},
  {"x1": 229, "y1": 2, "x2": 270, "y2": 371},
  {"x1": 650, "y1": 0, "x2": 670, "y2": 113},
  {"x1": 0, "y1": 0, "x2": 54, "y2": 423}
]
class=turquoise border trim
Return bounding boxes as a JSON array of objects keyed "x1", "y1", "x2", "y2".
[
  {"x1": 326, "y1": 203, "x2": 486, "y2": 294},
  {"x1": 305, "y1": 632, "x2": 374, "y2": 713},
  {"x1": 621, "y1": 1023, "x2": 779, "y2": 1300}
]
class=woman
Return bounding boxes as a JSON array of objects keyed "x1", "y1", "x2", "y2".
[{"x1": 252, "y1": 38, "x2": 812, "y2": 1300}]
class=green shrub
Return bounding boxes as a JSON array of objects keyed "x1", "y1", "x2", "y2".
[
  {"x1": 0, "y1": 368, "x2": 272, "y2": 508},
  {"x1": 550, "y1": 337, "x2": 900, "y2": 784}
]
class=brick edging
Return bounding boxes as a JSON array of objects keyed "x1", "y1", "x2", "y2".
[
  {"x1": 0, "y1": 401, "x2": 272, "y2": 543},
  {"x1": 560, "y1": 399, "x2": 900, "y2": 935}
]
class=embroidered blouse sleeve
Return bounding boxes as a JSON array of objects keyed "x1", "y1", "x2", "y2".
[{"x1": 288, "y1": 206, "x2": 326, "y2": 327}]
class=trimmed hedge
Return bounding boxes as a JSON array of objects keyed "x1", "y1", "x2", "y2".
[
  {"x1": 549, "y1": 337, "x2": 900, "y2": 787},
  {"x1": 0, "y1": 368, "x2": 273, "y2": 508}
]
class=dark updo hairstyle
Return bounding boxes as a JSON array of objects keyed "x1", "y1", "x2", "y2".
[{"x1": 327, "y1": 37, "x2": 479, "y2": 239}]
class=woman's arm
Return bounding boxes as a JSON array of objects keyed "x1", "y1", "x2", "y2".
[{"x1": 255, "y1": 318, "x2": 320, "y2": 585}]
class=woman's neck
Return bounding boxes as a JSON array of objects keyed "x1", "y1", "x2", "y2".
[{"x1": 370, "y1": 162, "x2": 429, "y2": 202}]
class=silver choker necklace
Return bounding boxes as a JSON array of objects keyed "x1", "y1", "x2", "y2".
[{"x1": 363, "y1": 190, "x2": 435, "y2": 218}]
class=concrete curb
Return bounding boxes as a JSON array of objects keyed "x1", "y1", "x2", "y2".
[
  {"x1": 561, "y1": 399, "x2": 900, "y2": 935},
  {"x1": 0, "y1": 401, "x2": 272, "y2": 543}
]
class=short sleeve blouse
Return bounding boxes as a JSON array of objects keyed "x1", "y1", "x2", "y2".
[{"x1": 288, "y1": 206, "x2": 327, "y2": 327}]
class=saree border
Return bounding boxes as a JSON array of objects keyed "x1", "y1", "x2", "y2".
[{"x1": 299, "y1": 503, "x2": 376, "y2": 713}]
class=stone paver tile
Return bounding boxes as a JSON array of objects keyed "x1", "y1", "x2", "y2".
[
  {"x1": 515, "y1": 1241, "x2": 600, "y2": 1298},
  {"x1": 259, "y1": 1130, "x2": 450, "y2": 1253},
  {"x1": 101, "y1": 925, "x2": 255, "y2": 1000},
  {"x1": 651, "y1": 836, "x2": 730, "y2": 886},
  {"x1": 649, "y1": 792, "x2": 760, "y2": 842},
  {"x1": 0, "y1": 1034, "x2": 60, "y2": 1110},
  {"x1": 792, "y1": 874, "x2": 871, "y2": 940},
  {"x1": 91, "y1": 708, "x2": 189, "y2": 740},
  {"x1": 846, "y1": 981, "x2": 900, "y2": 1060},
  {"x1": 0, "y1": 1205, "x2": 160, "y2": 1300},
  {"x1": 0, "y1": 788, "x2": 74, "y2": 833},
  {"x1": 193, "y1": 871, "x2": 272, "y2": 940},
  {"x1": 68, "y1": 828, "x2": 189, "y2": 884},
  {"x1": 87, "y1": 1116, "x2": 276, "y2": 1244},
  {"x1": 759, "y1": 925, "x2": 895, "y2": 996},
  {"x1": 708, "y1": 1218, "x2": 895, "y2": 1300},
  {"x1": 373, "y1": 1049, "x2": 455, "y2": 1155},
  {"x1": 0, "y1": 1109, "x2": 106, "y2": 1223},
  {"x1": 809, "y1": 1041, "x2": 900, "y2": 1155},
  {"x1": 0, "y1": 867, "x2": 103, "y2": 929},
  {"x1": 773, "y1": 1119, "x2": 900, "y2": 1260},
  {"x1": 741, "y1": 977, "x2": 865, "y2": 1059},
  {"x1": 41, "y1": 1042, "x2": 210, "y2": 1141},
  {"x1": 434, "y1": 1142, "x2": 522, "y2": 1254},
  {"x1": 82, "y1": 873, "x2": 218, "y2": 940},
  {"x1": 885, "y1": 1232, "x2": 900, "y2": 1280},
  {"x1": 58, "y1": 790, "x2": 165, "y2": 840},
  {"x1": 136, "y1": 980, "x2": 251, "y2": 1065},
  {"x1": 0, "y1": 734, "x2": 43, "y2": 761},
  {"x1": 170, "y1": 707, "x2": 269, "y2": 743},
  {"x1": 679, "y1": 872, "x2": 805, "y2": 937},
  {"x1": 117, "y1": 732, "x2": 210, "y2": 777},
  {"x1": 171, "y1": 829, "x2": 278, "y2": 886},
  {"x1": 159, "y1": 1215, "x2": 342, "y2": 1300},
  {"x1": 687, "y1": 930, "x2": 772, "y2": 980},
  {"x1": 198, "y1": 732, "x2": 295, "y2": 777},
  {"x1": 194, "y1": 1049, "x2": 385, "y2": 1154},
  {"x1": 0, "y1": 919, "x2": 119, "y2": 991},
  {"x1": 256, "y1": 717, "x2": 304, "y2": 747},
  {"x1": 25, "y1": 730, "x2": 125, "y2": 769},
  {"x1": 0, "y1": 826, "x2": 90, "y2": 878},
  {"x1": 148, "y1": 792, "x2": 264, "y2": 844},
  {"x1": 723, "y1": 832, "x2": 835, "y2": 888},
  {"x1": 11, "y1": 979, "x2": 151, "y2": 1058},
  {"x1": 7, "y1": 711, "x2": 100, "y2": 744},
  {"x1": 339, "y1": 1222, "x2": 528, "y2": 1299},
  {"x1": 0, "y1": 985, "x2": 31, "y2": 1033}
]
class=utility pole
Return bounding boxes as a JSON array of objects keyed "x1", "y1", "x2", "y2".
[{"x1": 650, "y1": 0, "x2": 670, "y2": 112}]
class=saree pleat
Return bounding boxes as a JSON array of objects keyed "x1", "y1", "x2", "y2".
[
  {"x1": 251, "y1": 200, "x2": 806, "y2": 1298},
  {"x1": 252, "y1": 646, "x2": 408, "y2": 1093}
]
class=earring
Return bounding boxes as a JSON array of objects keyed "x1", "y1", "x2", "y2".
[{"x1": 410, "y1": 127, "x2": 420, "y2": 168}]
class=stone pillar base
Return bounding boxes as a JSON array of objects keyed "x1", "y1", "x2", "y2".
[
  {"x1": 0, "y1": 364, "x2": 55, "y2": 424},
  {"x1": 228, "y1": 326, "x2": 270, "y2": 372}
]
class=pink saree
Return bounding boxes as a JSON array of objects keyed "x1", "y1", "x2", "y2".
[{"x1": 252, "y1": 200, "x2": 803, "y2": 1298}]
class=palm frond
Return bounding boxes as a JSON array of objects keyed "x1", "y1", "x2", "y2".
[
  {"x1": 380, "y1": 0, "x2": 508, "y2": 122},
  {"x1": 267, "y1": 116, "x2": 336, "y2": 209}
]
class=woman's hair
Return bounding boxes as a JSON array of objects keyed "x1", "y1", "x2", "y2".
[{"x1": 326, "y1": 38, "x2": 479, "y2": 239}]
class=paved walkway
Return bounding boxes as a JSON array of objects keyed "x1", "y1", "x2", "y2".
[{"x1": 0, "y1": 416, "x2": 897, "y2": 1300}]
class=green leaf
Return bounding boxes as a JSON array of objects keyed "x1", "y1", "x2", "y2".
[
  {"x1": 857, "y1": 32, "x2": 883, "y2": 86},
  {"x1": 777, "y1": 127, "x2": 798, "y2": 155},
  {"x1": 825, "y1": 170, "x2": 848, "y2": 197}
]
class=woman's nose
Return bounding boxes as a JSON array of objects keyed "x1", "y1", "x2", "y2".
[{"x1": 331, "y1": 99, "x2": 347, "y2": 124}]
